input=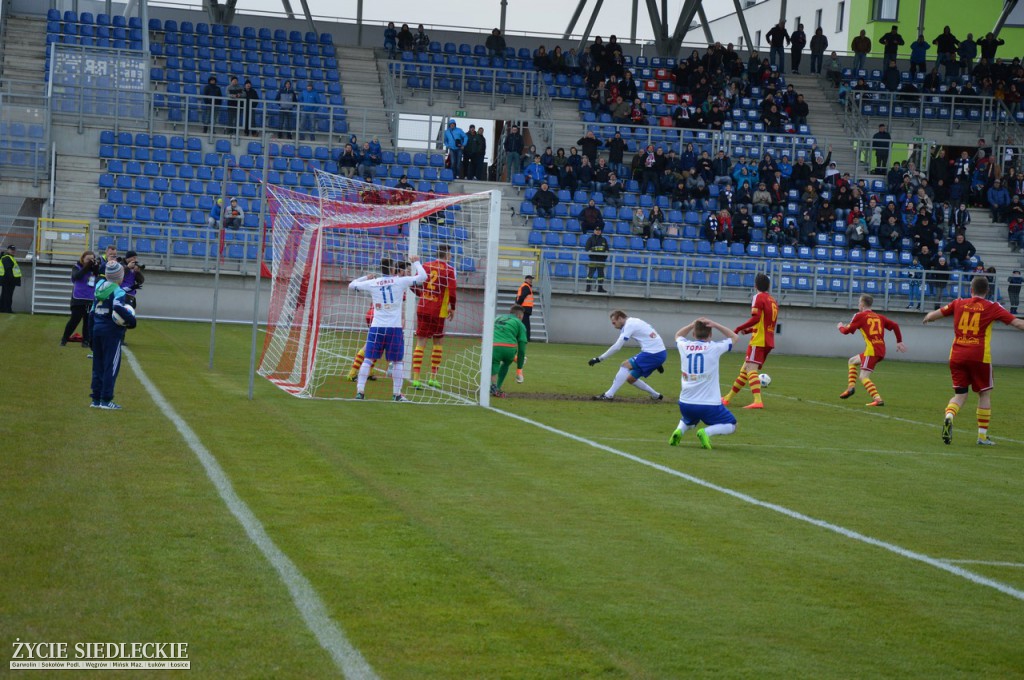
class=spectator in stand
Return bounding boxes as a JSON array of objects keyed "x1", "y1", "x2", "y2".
[
  {"x1": 733, "y1": 180, "x2": 753, "y2": 213},
  {"x1": 811, "y1": 145, "x2": 832, "y2": 180},
  {"x1": 638, "y1": 144, "x2": 661, "y2": 195},
  {"x1": 580, "y1": 199, "x2": 604, "y2": 234},
  {"x1": 565, "y1": 48, "x2": 581, "y2": 75},
  {"x1": 610, "y1": 96, "x2": 631, "y2": 123},
  {"x1": 275, "y1": 80, "x2": 297, "y2": 138},
  {"x1": 948, "y1": 232, "x2": 977, "y2": 270},
  {"x1": 703, "y1": 210, "x2": 721, "y2": 243},
  {"x1": 978, "y1": 32, "x2": 1005, "y2": 62},
  {"x1": 504, "y1": 124, "x2": 523, "y2": 180},
  {"x1": 538, "y1": 146, "x2": 556, "y2": 177},
  {"x1": 619, "y1": 71, "x2": 639, "y2": 102},
  {"x1": 337, "y1": 143, "x2": 359, "y2": 178},
  {"x1": 604, "y1": 173, "x2": 624, "y2": 208},
  {"x1": 223, "y1": 198, "x2": 244, "y2": 229},
  {"x1": 712, "y1": 150, "x2": 732, "y2": 186},
  {"x1": 987, "y1": 178, "x2": 1011, "y2": 223},
  {"x1": 298, "y1": 82, "x2": 321, "y2": 141},
  {"x1": 578, "y1": 155, "x2": 595, "y2": 191},
  {"x1": 464, "y1": 125, "x2": 486, "y2": 181},
  {"x1": 358, "y1": 141, "x2": 381, "y2": 177},
  {"x1": 809, "y1": 27, "x2": 828, "y2": 75},
  {"x1": 880, "y1": 214, "x2": 903, "y2": 250},
  {"x1": 766, "y1": 21, "x2": 790, "y2": 74},
  {"x1": 790, "y1": 94, "x2": 809, "y2": 126},
  {"x1": 657, "y1": 167, "x2": 676, "y2": 198},
  {"x1": 732, "y1": 205, "x2": 753, "y2": 249},
  {"x1": 851, "y1": 30, "x2": 872, "y2": 73},
  {"x1": 533, "y1": 45, "x2": 550, "y2": 71},
  {"x1": 241, "y1": 80, "x2": 259, "y2": 137},
  {"x1": 530, "y1": 181, "x2": 558, "y2": 218},
  {"x1": 883, "y1": 59, "x2": 901, "y2": 92},
  {"x1": 523, "y1": 154, "x2": 545, "y2": 188},
  {"x1": 879, "y1": 26, "x2": 905, "y2": 66},
  {"x1": 686, "y1": 168, "x2": 708, "y2": 209},
  {"x1": 757, "y1": 153, "x2": 778, "y2": 185},
  {"x1": 602, "y1": 131, "x2": 627, "y2": 178},
  {"x1": 910, "y1": 35, "x2": 931, "y2": 77},
  {"x1": 485, "y1": 28, "x2": 506, "y2": 58},
  {"x1": 593, "y1": 157, "x2": 612, "y2": 190},
  {"x1": 383, "y1": 22, "x2": 398, "y2": 58},
  {"x1": 396, "y1": 23, "x2": 414, "y2": 52},
  {"x1": 1007, "y1": 196, "x2": 1024, "y2": 250},
  {"x1": 577, "y1": 130, "x2": 601, "y2": 165},
  {"x1": 933, "y1": 27, "x2": 960, "y2": 79},
  {"x1": 202, "y1": 75, "x2": 222, "y2": 134},
  {"x1": 226, "y1": 75, "x2": 244, "y2": 132},
  {"x1": 1007, "y1": 270, "x2": 1022, "y2": 314},
  {"x1": 825, "y1": 51, "x2": 843, "y2": 87},
  {"x1": 632, "y1": 207, "x2": 664, "y2": 247},
  {"x1": 444, "y1": 120, "x2": 467, "y2": 179},
  {"x1": 958, "y1": 33, "x2": 977, "y2": 76},
  {"x1": 583, "y1": 225, "x2": 609, "y2": 292},
  {"x1": 790, "y1": 23, "x2": 807, "y2": 74},
  {"x1": 872, "y1": 124, "x2": 891, "y2": 174},
  {"x1": 413, "y1": 25, "x2": 430, "y2": 53}
]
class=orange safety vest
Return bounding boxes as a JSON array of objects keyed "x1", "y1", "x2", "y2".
[{"x1": 516, "y1": 282, "x2": 534, "y2": 308}]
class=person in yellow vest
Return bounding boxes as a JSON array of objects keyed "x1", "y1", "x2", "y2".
[
  {"x1": 0, "y1": 245, "x2": 22, "y2": 313},
  {"x1": 513, "y1": 274, "x2": 535, "y2": 383}
]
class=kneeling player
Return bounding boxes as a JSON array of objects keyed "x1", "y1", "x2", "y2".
[
  {"x1": 670, "y1": 317, "x2": 738, "y2": 449},
  {"x1": 837, "y1": 293, "x2": 906, "y2": 407},
  {"x1": 588, "y1": 310, "x2": 666, "y2": 401}
]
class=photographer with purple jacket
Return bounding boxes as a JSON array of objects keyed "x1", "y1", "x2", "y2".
[{"x1": 61, "y1": 249, "x2": 99, "y2": 349}]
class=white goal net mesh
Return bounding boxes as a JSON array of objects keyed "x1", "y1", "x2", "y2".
[{"x1": 258, "y1": 171, "x2": 498, "y2": 404}]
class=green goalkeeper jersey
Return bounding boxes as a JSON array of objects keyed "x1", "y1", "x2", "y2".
[{"x1": 493, "y1": 314, "x2": 528, "y2": 355}]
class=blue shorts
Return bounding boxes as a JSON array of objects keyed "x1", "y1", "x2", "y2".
[
  {"x1": 678, "y1": 402, "x2": 737, "y2": 427},
  {"x1": 365, "y1": 327, "x2": 404, "y2": 362},
  {"x1": 629, "y1": 349, "x2": 668, "y2": 379}
]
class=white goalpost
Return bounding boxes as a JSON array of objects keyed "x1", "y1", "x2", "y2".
[{"x1": 258, "y1": 170, "x2": 501, "y2": 406}]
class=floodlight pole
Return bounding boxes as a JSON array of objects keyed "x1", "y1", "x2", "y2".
[
  {"x1": 209, "y1": 156, "x2": 233, "y2": 369},
  {"x1": 247, "y1": 138, "x2": 272, "y2": 399}
]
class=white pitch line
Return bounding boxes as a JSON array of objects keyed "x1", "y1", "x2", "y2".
[
  {"x1": 940, "y1": 560, "x2": 1024, "y2": 568},
  {"x1": 488, "y1": 405, "x2": 1024, "y2": 603},
  {"x1": 125, "y1": 349, "x2": 379, "y2": 680}
]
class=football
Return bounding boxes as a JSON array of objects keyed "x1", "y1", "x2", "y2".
[
  {"x1": 759, "y1": 373, "x2": 772, "y2": 387},
  {"x1": 112, "y1": 301, "x2": 137, "y2": 329}
]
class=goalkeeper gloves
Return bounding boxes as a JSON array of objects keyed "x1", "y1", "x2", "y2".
[{"x1": 588, "y1": 357, "x2": 601, "y2": 366}]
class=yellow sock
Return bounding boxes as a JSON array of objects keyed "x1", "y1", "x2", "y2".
[
  {"x1": 847, "y1": 364, "x2": 858, "y2": 387},
  {"x1": 977, "y1": 408, "x2": 991, "y2": 438},
  {"x1": 430, "y1": 345, "x2": 444, "y2": 374},
  {"x1": 862, "y1": 378, "x2": 880, "y2": 401},
  {"x1": 349, "y1": 348, "x2": 366, "y2": 378},
  {"x1": 725, "y1": 369, "x2": 749, "y2": 400},
  {"x1": 748, "y1": 370, "x2": 763, "y2": 404},
  {"x1": 945, "y1": 402, "x2": 960, "y2": 420},
  {"x1": 411, "y1": 346, "x2": 424, "y2": 380}
]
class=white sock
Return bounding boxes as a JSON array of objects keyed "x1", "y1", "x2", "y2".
[
  {"x1": 391, "y1": 361, "x2": 404, "y2": 395},
  {"x1": 606, "y1": 367, "x2": 630, "y2": 397},
  {"x1": 676, "y1": 420, "x2": 691, "y2": 433},
  {"x1": 357, "y1": 361, "x2": 372, "y2": 392},
  {"x1": 633, "y1": 379, "x2": 659, "y2": 397},
  {"x1": 705, "y1": 423, "x2": 736, "y2": 437}
]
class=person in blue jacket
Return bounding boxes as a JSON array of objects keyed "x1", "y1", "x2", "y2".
[
  {"x1": 298, "y1": 82, "x2": 322, "y2": 141},
  {"x1": 90, "y1": 260, "x2": 135, "y2": 410},
  {"x1": 444, "y1": 120, "x2": 468, "y2": 179}
]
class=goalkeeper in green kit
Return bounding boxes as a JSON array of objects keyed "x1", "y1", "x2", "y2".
[{"x1": 490, "y1": 304, "x2": 528, "y2": 398}]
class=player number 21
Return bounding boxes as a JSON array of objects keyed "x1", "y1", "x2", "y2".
[{"x1": 957, "y1": 311, "x2": 980, "y2": 335}]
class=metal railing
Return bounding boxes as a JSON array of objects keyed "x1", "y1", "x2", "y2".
[{"x1": 386, "y1": 59, "x2": 544, "y2": 112}]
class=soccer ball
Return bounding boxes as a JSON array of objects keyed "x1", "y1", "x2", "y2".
[
  {"x1": 112, "y1": 301, "x2": 137, "y2": 329},
  {"x1": 758, "y1": 373, "x2": 771, "y2": 387}
]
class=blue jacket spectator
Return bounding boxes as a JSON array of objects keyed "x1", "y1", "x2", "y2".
[
  {"x1": 523, "y1": 156, "x2": 546, "y2": 186},
  {"x1": 384, "y1": 22, "x2": 398, "y2": 58},
  {"x1": 987, "y1": 179, "x2": 1011, "y2": 222},
  {"x1": 298, "y1": 83, "x2": 321, "y2": 141},
  {"x1": 444, "y1": 121, "x2": 468, "y2": 179}
]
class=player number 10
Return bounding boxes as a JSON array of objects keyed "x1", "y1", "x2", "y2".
[{"x1": 685, "y1": 353, "x2": 705, "y2": 375}]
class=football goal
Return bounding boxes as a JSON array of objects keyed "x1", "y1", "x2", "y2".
[{"x1": 258, "y1": 170, "x2": 501, "y2": 405}]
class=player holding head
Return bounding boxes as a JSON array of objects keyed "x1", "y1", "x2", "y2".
[
  {"x1": 837, "y1": 294, "x2": 907, "y2": 407},
  {"x1": 923, "y1": 275, "x2": 1024, "y2": 445},
  {"x1": 723, "y1": 273, "x2": 778, "y2": 409},
  {"x1": 348, "y1": 255, "x2": 427, "y2": 401},
  {"x1": 588, "y1": 310, "x2": 666, "y2": 401},
  {"x1": 347, "y1": 258, "x2": 405, "y2": 381},
  {"x1": 411, "y1": 244, "x2": 457, "y2": 389},
  {"x1": 490, "y1": 304, "x2": 528, "y2": 398},
  {"x1": 670, "y1": 317, "x2": 739, "y2": 449}
]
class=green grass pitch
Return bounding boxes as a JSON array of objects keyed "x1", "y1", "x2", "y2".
[{"x1": 2, "y1": 314, "x2": 1023, "y2": 678}]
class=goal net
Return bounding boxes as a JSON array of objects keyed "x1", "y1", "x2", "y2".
[{"x1": 258, "y1": 170, "x2": 501, "y2": 405}]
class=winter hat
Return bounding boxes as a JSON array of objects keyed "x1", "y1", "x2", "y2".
[{"x1": 105, "y1": 260, "x2": 124, "y2": 282}]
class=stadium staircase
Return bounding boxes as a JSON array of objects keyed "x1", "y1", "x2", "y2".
[
  {"x1": 334, "y1": 45, "x2": 391, "y2": 143},
  {"x1": 0, "y1": 15, "x2": 47, "y2": 95},
  {"x1": 31, "y1": 264, "x2": 74, "y2": 314},
  {"x1": 788, "y1": 74, "x2": 858, "y2": 174},
  {"x1": 495, "y1": 289, "x2": 547, "y2": 342}
]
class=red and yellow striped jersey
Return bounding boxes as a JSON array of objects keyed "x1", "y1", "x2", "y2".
[
  {"x1": 940, "y1": 297, "x2": 1016, "y2": 363},
  {"x1": 840, "y1": 310, "x2": 902, "y2": 358},
  {"x1": 416, "y1": 259, "x2": 457, "y2": 318},
  {"x1": 735, "y1": 291, "x2": 778, "y2": 349}
]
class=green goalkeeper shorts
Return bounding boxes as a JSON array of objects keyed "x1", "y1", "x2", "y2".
[{"x1": 491, "y1": 345, "x2": 518, "y2": 376}]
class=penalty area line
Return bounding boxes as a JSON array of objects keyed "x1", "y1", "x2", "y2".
[
  {"x1": 125, "y1": 348, "x2": 379, "y2": 680},
  {"x1": 488, "y1": 405, "x2": 1024, "y2": 603}
]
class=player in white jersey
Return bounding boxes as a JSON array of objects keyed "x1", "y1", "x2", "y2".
[
  {"x1": 348, "y1": 256, "x2": 427, "y2": 401},
  {"x1": 670, "y1": 317, "x2": 738, "y2": 449},
  {"x1": 588, "y1": 310, "x2": 667, "y2": 401}
]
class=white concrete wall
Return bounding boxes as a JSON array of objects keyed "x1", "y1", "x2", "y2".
[{"x1": 702, "y1": 0, "x2": 851, "y2": 57}]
